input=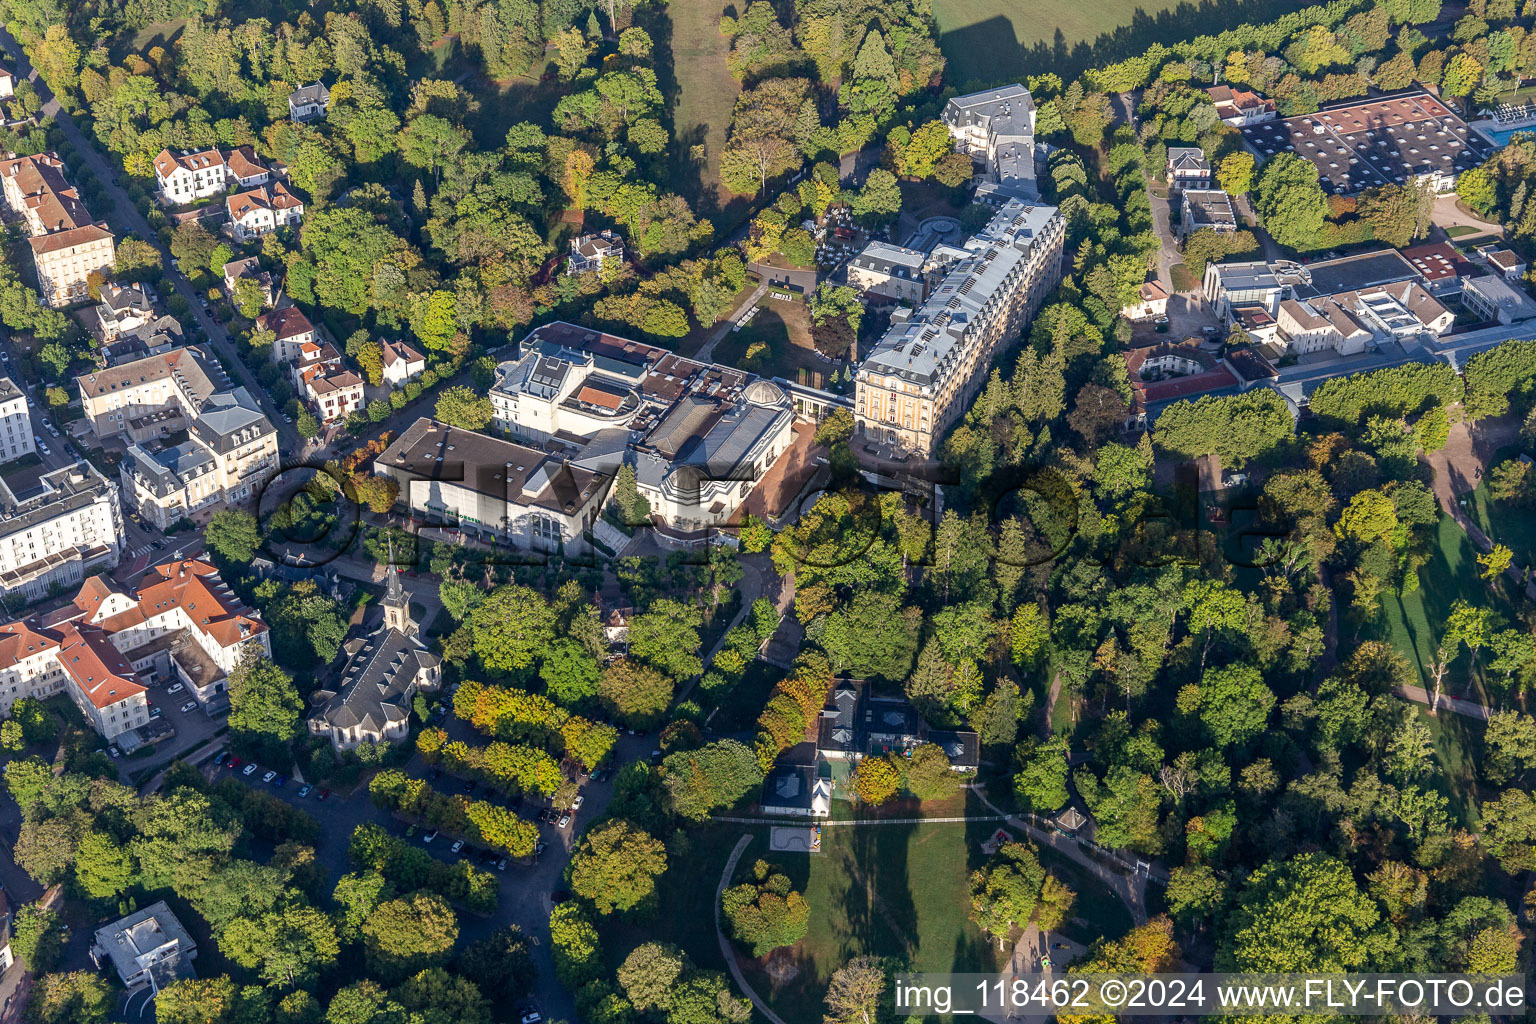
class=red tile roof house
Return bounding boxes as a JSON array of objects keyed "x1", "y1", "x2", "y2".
[
  {"x1": 257, "y1": 305, "x2": 317, "y2": 364},
  {"x1": 1123, "y1": 342, "x2": 1239, "y2": 430},
  {"x1": 0, "y1": 559, "x2": 269, "y2": 735},
  {"x1": 225, "y1": 183, "x2": 304, "y2": 242},
  {"x1": 151, "y1": 148, "x2": 228, "y2": 206}
]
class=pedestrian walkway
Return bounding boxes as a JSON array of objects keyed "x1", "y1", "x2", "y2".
[
  {"x1": 713, "y1": 813, "x2": 1011, "y2": 826},
  {"x1": 969, "y1": 788, "x2": 1157, "y2": 927},
  {"x1": 1393, "y1": 684, "x2": 1492, "y2": 720},
  {"x1": 695, "y1": 282, "x2": 768, "y2": 363},
  {"x1": 715, "y1": 835, "x2": 790, "y2": 1024}
]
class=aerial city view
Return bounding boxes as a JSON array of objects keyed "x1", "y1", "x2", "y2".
[{"x1": 10, "y1": 0, "x2": 1536, "y2": 1020}]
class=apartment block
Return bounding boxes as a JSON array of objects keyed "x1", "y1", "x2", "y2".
[
  {"x1": 943, "y1": 84, "x2": 1038, "y2": 201},
  {"x1": 27, "y1": 223, "x2": 114, "y2": 308},
  {"x1": 0, "y1": 152, "x2": 92, "y2": 234},
  {"x1": 0, "y1": 376, "x2": 33, "y2": 463},
  {"x1": 79, "y1": 347, "x2": 276, "y2": 526},
  {"x1": 0, "y1": 461, "x2": 123, "y2": 605},
  {"x1": 854, "y1": 198, "x2": 1064, "y2": 457},
  {"x1": 225, "y1": 183, "x2": 303, "y2": 241}
]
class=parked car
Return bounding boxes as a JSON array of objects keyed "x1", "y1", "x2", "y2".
[
  {"x1": 262, "y1": 770, "x2": 277, "y2": 783},
  {"x1": 149, "y1": 706, "x2": 163, "y2": 719},
  {"x1": 243, "y1": 763, "x2": 258, "y2": 775},
  {"x1": 108, "y1": 745, "x2": 120, "y2": 758},
  {"x1": 423, "y1": 830, "x2": 438, "y2": 844},
  {"x1": 570, "y1": 795, "x2": 584, "y2": 811},
  {"x1": 298, "y1": 785, "x2": 312, "y2": 798},
  {"x1": 273, "y1": 776, "x2": 286, "y2": 787},
  {"x1": 167, "y1": 683, "x2": 184, "y2": 695},
  {"x1": 520, "y1": 1011, "x2": 542, "y2": 1024},
  {"x1": 228, "y1": 756, "x2": 242, "y2": 769},
  {"x1": 406, "y1": 825, "x2": 417, "y2": 837},
  {"x1": 533, "y1": 842, "x2": 546, "y2": 858},
  {"x1": 213, "y1": 751, "x2": 229, "y2": 767},
  {"x1": 318, "y1": 789, "x2": 331, "y2": 800},
  {"x1": 557, "y1": 813, "x2": 571, "y2": 829},
  {"x1": 180, "y1": 701, "x2": 197, "y2": 713},
  {"x1": 497, "y1": 857, "x2": 509, "y2": 871},
  {"x1": 450, "y1": 840, "x2": 464, "y2": 854}
]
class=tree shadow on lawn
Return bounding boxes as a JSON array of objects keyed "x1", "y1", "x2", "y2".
[
  {"x1": 939, "y1": 0, "x2": 1318, "y2": 87},
  {"x1": 1384, "y1": 516, "x2": 1513, "y2": 704}
]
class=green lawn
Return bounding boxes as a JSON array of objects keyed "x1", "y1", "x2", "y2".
[
  {"x1": 933, "y1": 0, "x2": 1304, "y2": 85},
  {"x1": 1373, "y1": 515, "x2": 1515, "y2": 701},
  {"x1": 1418, "y1": 706, "x2": 1486, "y2": 828},
  {"x1": 603, "y1": 825, "x2": 746, "y2": 974},
  {"x1": 1465, "y1": 448, "x2": 1536, "y2": 565},
  {"x1": 709, "y1": 297, "x2": 842, "y2": 388},
  {"x1": 655, "y1": 0, "x2": 742, "y2": 222},
  {"x1": 1446, "y1": 225, "x2": 1484, "y2": 239},
  {"x1": 740, "y1": 818, "x2": 1004, "y2": 1022}
]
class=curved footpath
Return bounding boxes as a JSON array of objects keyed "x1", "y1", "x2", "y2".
[{"x1": 715, "y1": 834, "x2": 790, "y2": 1024}]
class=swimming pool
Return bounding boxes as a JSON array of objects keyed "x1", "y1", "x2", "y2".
[{"x1": 1473, "y1": 121, "x2": 1536, "y2": 147}]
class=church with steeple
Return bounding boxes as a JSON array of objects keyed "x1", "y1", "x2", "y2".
[{"x1": 306, "y1": 557, "x2": 440, "y2": 752}]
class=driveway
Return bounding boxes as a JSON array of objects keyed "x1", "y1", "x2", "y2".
[
  {"x1": 1147, "y1": 187, "x2": 1178, "y2": 293},
  {"x1": 0, "y1": 27, "x2": 299, "y2": 452},
  {"x1": 1431, "y1": 195, "x2": 1501, "y2": 242}
]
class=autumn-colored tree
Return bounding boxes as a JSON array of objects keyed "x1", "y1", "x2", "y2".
[{"x1": 852, "y1": 757, "x2": 899, "y2": 804}]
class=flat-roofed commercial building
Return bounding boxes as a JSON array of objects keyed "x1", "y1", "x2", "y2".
[
  {"x1": 1240, "y1": 90, "x2": 1493, "y2": 195},
  {"x1": 489, "y1": 322, "x2": 796, "y2": 534}
]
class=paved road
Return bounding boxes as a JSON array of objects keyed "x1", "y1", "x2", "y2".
[
  {"x1": 0, "y1": 27, "x2": 300, "y2": 453},
  {"x1": 1147, "y1": 187, "x2": 1177, "y2": 293},
  {"x1": 1431, "y1": 194, "x2": 1501, "y2": 241}
]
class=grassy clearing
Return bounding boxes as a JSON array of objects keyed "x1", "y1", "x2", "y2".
[
  {"x1": 1170, "y1": 263, "x2": 1197, "y2": 292},
  {"x1": 933, "y1": 0, "x2": 1305, "y2": 86},
  {"x1": 658, "y1": 0, "x2": 741, "y2": 219},
  {"x1": 741, "y1": 818, "x2": 1003, "y2": 1022},
  {"x1": 1465, "y1": 447, "x2": 1536, "y2": 565},
  {"x1": 933, "y1": 0, "x2": 1184, "y2": 86},
  {"x1": 602, "y1": 824, "x2": 746, "y2": 972},
  {"x1": 1418, "y1": 706, "x2": 1486, "y2": 828},
  {"x1": 462, "y1": 71, "x2": 568, "y2": 150},
  {"x1": 123, "y1": 19, "x2": 186, "y2": 57},
  {"x1": 1446, "y1": 224, "x2": 1484, "y2": 238},
  {"x1": 1373, "y1": 515, "x2": 1516, "y2": 700},
  {"x1": 709, "y1": 297, "x2": 843, "y2": 387}
]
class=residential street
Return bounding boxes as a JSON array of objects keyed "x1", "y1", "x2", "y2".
[
  {"x1": 0, "y1": 26, "x2": 301, "y2": 453},
  {"x1": 190, "y1": 717, "x2": 660, "y2": 1024}
]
